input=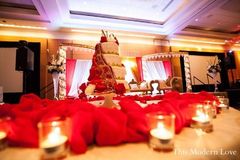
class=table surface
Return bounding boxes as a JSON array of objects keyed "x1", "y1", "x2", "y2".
[{"x1": 0, "y1": 105, "x2": 240, "y2": 160}]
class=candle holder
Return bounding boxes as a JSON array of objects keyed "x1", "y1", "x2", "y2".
[
  {"x1": 38, "y1": 117, "x2": 69, "y2": 160},
  {"x1": 204, "y1": 100, "x2": 217, "y2": 119},
  {"x1": 217, "y1": 97, "x2": 229, "y2": 113},
  {"x1": 147, "y1": 112, "x2": 175, "y2": 152},
  {"x1": 0, "y1": 117, "x2": 10, "y2": 151},
  {"x1": 190, "y1": 104, "x2": 213, "y2": 133}
]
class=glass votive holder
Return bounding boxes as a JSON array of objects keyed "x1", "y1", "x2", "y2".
[
  {"x1": 204, "y1": 100, "x2": 217, "y2": 119},
  {"x1": 190, "y1": 104, "x2": 213, "y2": 133},
  {"x1": 0, "y1": 117, "x2": 10, "y2": 151},
  {"x1": 38, "y1": 117, "x2": 70, "y2": 160},
  {"x1": 212, "y1": 100, "x2": 220, "y2": 114},
  {"x1": 217, "y1": 97, "x2": 229, "y2": 113},
  {"x1": 147, "y1": 112, "x2": 175, "y2": 152}
]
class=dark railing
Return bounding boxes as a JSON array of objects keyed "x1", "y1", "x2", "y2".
[
  {"x1": 193, "y1": 76, "x2": 205, "y2": 85},
  {"x1": 40, "y1": 82, "x2": 53, "y2": 96},
  {"x1": 206, "y1": 73, "x2": 221, "y2": 84}
]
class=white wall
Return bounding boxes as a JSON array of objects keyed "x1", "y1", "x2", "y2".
[
  {"x1": 0, "y1": 48, "x2": 23, "y2": 93},
  {"x1": 189, "y1": 55, "x2": 221, "y2": 85}
]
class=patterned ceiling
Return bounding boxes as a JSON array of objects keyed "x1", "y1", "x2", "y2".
[{"x1": 0, "y1": 0, "x2": 239, "y2": 40}]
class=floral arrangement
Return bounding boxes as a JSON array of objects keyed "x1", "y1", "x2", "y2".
[
  {"x1": 47, "y1": 50, "x2": 65, "y2": 73},
  {"x1": 114, "y1": 83, "x2": 126, "y2": 95},
  {"x1": 207, "y1": 57, "x2": 221, "y2": 76},
  {"x1": 100, "y1": 30, "x2": 119, "y2": 45}
]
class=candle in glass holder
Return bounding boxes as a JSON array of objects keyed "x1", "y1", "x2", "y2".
[
  {"x1": 217, "y1": 97, "x2": 229, "y2": 113},
  {"x1": 191, "y1": 104, "x2": 213, "y2": 133},
  {"x1": 0, "y1": 117, "x2": 9, "y2": 150},
  {"x1": 212, "y1": 100, "x2": 219, "y2": 115},
  {"x1": 150, "y1": 122, "x2": 174, "y2": 143},
  {"x1": 0, "y1": 131, "x2": 7, "y2": 150},
  {"x1": 147, "y1": 113, "x2": 175, "y2": 152},
  {"x1": 38, "y1": 118, "x2": 69, "y2": 160},
  {"x1": 204, "y1": 100, "x2": 217, "y2": 118},
  {"x1": 0, "y1": 131, "x2": 6, "y2": 139}
]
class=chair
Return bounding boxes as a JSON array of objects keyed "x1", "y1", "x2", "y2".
[
  {"x1": 128, "y1": 79, "x2": 139, "y2": 90},
  {"x1": 170, "y1": 77, "x2": 183, "y2": 92},
  {"x1": 150, "y1": 80, "x2": 160, "y2": 95},
  {"x1": 128, "y1": 80, "x2": 151, "y2": 95},
  {"x1": 159, "y1": 80, "x2": 172, "y2": 93},
  {"x1": 139, "y1": 80, "x2": 148, "y2": 89}
]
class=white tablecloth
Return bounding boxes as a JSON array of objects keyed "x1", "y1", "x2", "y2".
[{"x1": 0, "y1": 106, "x2": 240, "y2": 160}]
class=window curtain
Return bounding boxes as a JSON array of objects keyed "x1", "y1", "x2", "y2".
[
  {"x1": 142, "y1": 60, "x2": 167, "y2": 81},
  {"x1": 66, "y1": 59, "x2": 92, "y2": 97},
  {"x1": 124, "y1": 65, "x2": 136, "y2": 83},
  {"x1": 131, "y1": 67, "x2": 139, "y2": 82},
  {"x1": 66, "y1": 59, "x2": 76, "y2": 97},
  {"x1": 136, "y1": 57, "x2": 143, "y2": 82},
  {"x1": 163, "y1": 60, "x2": 172, "y2": 77}
]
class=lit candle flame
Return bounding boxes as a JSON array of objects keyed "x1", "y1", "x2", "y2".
[
  {"x1": 40, "y1": 124, "x2": 67, "y2": 148},
  {"x1": 48, "y1": 127, "x2": 61, "y2": 144},
  {"x1": 150, "y1": 122, "x2": 173, "y2": 140},
  {"x1": 194, "y1": 110, "x2": 210, "y2": 123},
  {"x1": 0, "y1": 131, "x2": 7, "y2": 139}
]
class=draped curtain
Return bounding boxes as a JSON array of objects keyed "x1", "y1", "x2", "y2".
[
  {"x1": 66, "y1": 59, "x2": 76, "y2": 96},
  {"x1": 66, "y1": 59, "x2": 92, "y2": 97},
  {"x1": 162, "y1": 60, "x2": 172, "y2": 77},
  {"x1": 122, "y1": 59, "x2": 136, "y2": 83},
  {"x1": 142, "y1": 60, "x2": 170, "y2": 81},
  {"x1": 130, "y1": 67, "x2": 139, "y2": 82},
  {"x1": 136, "y1": 57, "x2": 143, "y2": 82},
  {"x1": 124, "y1": 65, "x2": 136, "y2": 83}
]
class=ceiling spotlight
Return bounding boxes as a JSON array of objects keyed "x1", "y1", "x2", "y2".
[{"x1": 195, "y1": 18, "x2": 199, "y2": 22}]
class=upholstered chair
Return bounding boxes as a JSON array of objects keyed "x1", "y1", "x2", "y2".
[{"x1": 150, "y1": 80, "x2": 160, "y2": 95}]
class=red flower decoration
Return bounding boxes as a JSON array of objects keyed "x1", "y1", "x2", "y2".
[
  {"x1": 103, "y1": 66, "x2": 110, "y2": 73},
  {"x1": 106, "y1": 74, "x2": 112, "y2": 79},
  {"x1": 79, "y1": 83, "x2": 87, "y2": 93},
  {"x1": 100, "y1": 36, "x2": 107, "y2": 43},
  {"x1": 96, "y1": 83, "x2": 107, "y2": 92},
  {"x1": 114, "y1": 83, "x2": 126, "y2": 95}
]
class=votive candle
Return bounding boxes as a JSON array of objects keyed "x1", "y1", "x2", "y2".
[
  {"x1": 147, "y1": 112, "x2": 175, "y2": 152},
  {"x1": 191, "y1": 104, "x2": 213, "y2": 133},
  {"x1": 38, "y1": 118, "x2": 69, "y2": 160}
]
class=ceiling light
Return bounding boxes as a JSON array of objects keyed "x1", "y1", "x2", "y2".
[
  {"x1": 195, "y1": 18, "x2": 199, "y2": 22},
  {"x1": 71, "y1": 29, "x2": 99, "y2": 34},
  {"x1": 171, "y1": 38, "x2": 225, "y2": 45},
  {"x1": 68, "y1": 18, "x2": 162, "y2": 33},
  {"x1": 0, "y1": 23, "x2": 47, "y2": 30},
  {"x1": 71, "y1": 29, "x2": 156, "y2": 39},
  {"x1": 170, "y1": 42, "x2": 223, "y2": 50}
]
